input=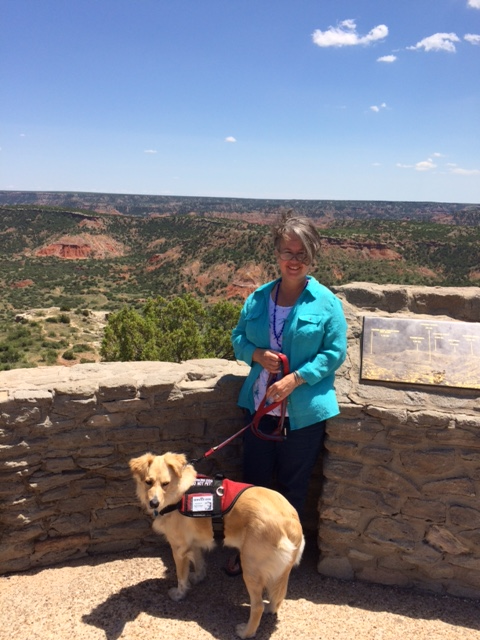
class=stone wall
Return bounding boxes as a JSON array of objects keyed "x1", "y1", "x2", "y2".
[
  {"x1": 1, "y1": 283, "x2": 480, "y2": 600},
  {"x1": 322, "y1": 283, "x2": 480, "y2": 599},
  {"x1": 0, "y1": 359, "x2": 248, "y2": 573}
]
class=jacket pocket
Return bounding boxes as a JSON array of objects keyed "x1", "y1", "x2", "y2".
[
  {"x1": 296, "y1": 314, "x2": 324, "y2": 341},
  {"x1": 244, "y1": 305, "x2": 266, "y2": 344}
]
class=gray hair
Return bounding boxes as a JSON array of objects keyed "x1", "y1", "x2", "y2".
[{"x1": 272, "y1": 210, "x2": 321, "y2": 265}]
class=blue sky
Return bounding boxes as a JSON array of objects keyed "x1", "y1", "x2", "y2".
[{"x1": 1, "y1": 0, "x2": 479, "y2": 203}]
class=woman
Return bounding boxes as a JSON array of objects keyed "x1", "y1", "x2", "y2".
[{"x1": 232, "y1": 212, "x2": 347, "y2": 522}]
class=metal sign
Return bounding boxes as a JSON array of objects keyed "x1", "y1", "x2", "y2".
[{"x1": 361, "y1": 316, "x2": 480, "y2": 390}]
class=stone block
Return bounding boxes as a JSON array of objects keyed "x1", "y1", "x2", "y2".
[
  {"x1": 1, "y1": 503, "x2": 56, "y2": 528},
  {"x1": 335, "y1": 404, "x2": 364, "y2": 418},
  {"x1": 33, "y1": 534, "x2": 90, "y2": 559},
  {"x1": 49, "y1": 429, "x2": 107, "y2": 450},
  {"x1": 449, "y1": 504, "x2": 480, "y2": 529},
  {"x1": 406, "y1": 410, "x2": 451, "y2": 428},
  {"x1": 108, "y1": 426, "x2": 160, "y2": 443},
  {"x1": 361, "y1": 445, "x2": 394, "y2": 465},
  {"x1": 319, "y1": 522, "x2": 359, "y2": 546},
  {"x1": 399, "y1": 448, "x2": 456, "y2": 475},
  {"x1": 1, "y1": 406, "x2": 42, "y2": 428},
  {"x1": 324, "y1": 441, "x2": 358, "y2": 459},
  {"x1": 336, "y1": 486, "x2": 402, "y2": 515},
  {"x1": 365, "y1": 406, "x2": 408, "y2": 426},
  {"x1": 0, "y1": 441, "x2": 31, "y2": 462},
  {"x1": 400, "y1": 542, "x2": 443, "y2": 567},
  {"x1": 317, "y1": 555, "x2": 354, "y2": 580},
  {"x1": 48, "y1": 513, "x2": 90, "y2": 536},
  {"x1": 52, "y1": 396, "x2": 97, "y2": 419},
  {"x1": 320, "y1": 506, "x2": 362, "y2": 528},
  {"x1": 29, "y1": 470, "x2": 85, "y2": 494},
  {"x1": 423, "y1": 477, "x2": 475, "y2": 498},
  {"x1": 363, "y1": 465, "x2": 419, "y2": 496},
  {"x1": 90, "y1": 520, "x2": 149, "y2": 540},
  {"x1": 402, "y1": 497, "x2": 446, "y2": 522},
  {"x1": 42, "y1": 457, "x2": 77, "y2": 473},
  {"x1": 387, "y1": 427, "x2": 425, "y2": 447},
  {"x1": 86, "y1": 413, "x2": 129, "y2": 428},
  {"x1": 364, "y1": 516, "x2": 422, "y2": 551},
  {"x1": 455, "y1": 415, "x2": 480, "y2": 429},
  {"x1": 92, "y1": 506, "x2": 141, "y2": 528},
  {"x1": 97, "y1": 380, "x2": 137, "y2": 401},
  {"x1": 101, "y1": 398, "x2": 151, "y2": 413},
  {"x1": 326, "y1": 418, "x2": 383, "y2": 444},
  {"x1": 0, "y1": 542, "x2": 34, "y2": 564},
  {"x1": 425, "y1": 525, "x2": 470, "y2": 555},
  {"x1": 323, "y1": 459, "x2": 363, "y2": 482}
]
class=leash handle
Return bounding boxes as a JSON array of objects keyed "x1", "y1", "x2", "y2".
[
  {"x1": 254, "y1": 353, "x2": 290, "y2": 418},
  {"x1": 251, "y1": 353, "x2": 289, "y2": 441},
  {"x1": 190, "y1": 354, "x2": 291, "y2": 464}
]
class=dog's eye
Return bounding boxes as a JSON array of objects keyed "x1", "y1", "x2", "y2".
[
  {"x1": 145, "y1": 479, "x2": 153, "y2": 486},
  {"x1": 161, "y1": 482, "x2": 170, "y2": 488}
]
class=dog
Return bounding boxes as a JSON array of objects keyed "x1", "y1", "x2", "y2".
[{"x1": 129, "y1": 452, "x2": 305, "y2": 639}]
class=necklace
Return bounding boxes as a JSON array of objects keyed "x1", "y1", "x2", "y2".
[
  {"x1": 272, "y1": 279, "x2": 308, "y2": 349},
  {"x1": 272, "y1": 281, "x2": 285, "y2": 348}
]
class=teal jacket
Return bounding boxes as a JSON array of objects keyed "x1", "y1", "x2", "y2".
[{"x1": 232, "y1": 276, "x2": 347, "y2": 429}]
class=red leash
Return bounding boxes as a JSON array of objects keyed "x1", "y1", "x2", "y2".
[{"x1": 191, "y1": 354, "x2": 289, "y2": 464}]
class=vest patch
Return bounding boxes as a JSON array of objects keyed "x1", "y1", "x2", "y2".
[{"x1": 179, "y1": 475, "x2": 253, "y2": 518}]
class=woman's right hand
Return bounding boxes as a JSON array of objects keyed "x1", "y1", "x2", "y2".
[{"x1": 252, "y1": 348, "x2": 282, "y2": 374}]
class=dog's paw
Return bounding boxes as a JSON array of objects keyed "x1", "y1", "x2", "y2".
[
  {"x1": 264, "y1": 602, "x2": 280, "y2": 615},
  {"x1": 168, "y1": 586, "x2": 187, "y2": 602},
  {"x1": 264, "y1": 602, "x2": 275, "y2": 614},
  {"x1": 189, "y1": 566, "x2": 207, "y2": 585},
  {"x1": 235, "y1": 623, "x2": 256, "y2": 639}
]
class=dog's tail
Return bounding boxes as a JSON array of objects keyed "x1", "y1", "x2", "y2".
[
  {"x1": 275, "y1": 534, "x2": 305, "y2": 573},
  {"x1": 293, "y1": 535, "x2": 305, "y2": 567}
]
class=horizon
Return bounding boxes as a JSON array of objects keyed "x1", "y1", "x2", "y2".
[
  {"x1": 2, "y1": 0, "x2": 479, "y2": 203},
  {"x1": 0, "y1": 189, "x2": 478, "y2": 207}
]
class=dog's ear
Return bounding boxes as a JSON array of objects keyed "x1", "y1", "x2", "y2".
[
  {"x1": 129, "y1": 453, "x2": 155, "y2": 479},
  {"x1": 163, "y1": 452, "x2": 187, "y2": 478}
]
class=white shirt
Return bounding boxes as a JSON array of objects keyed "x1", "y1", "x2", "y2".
[{"x1": 252, "y1": 296, "x2": 292, "y2": 416}]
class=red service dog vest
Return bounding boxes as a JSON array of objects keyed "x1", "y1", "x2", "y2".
[{"x1": 179, "y1": 475, "x2": 253, "y2": 518}]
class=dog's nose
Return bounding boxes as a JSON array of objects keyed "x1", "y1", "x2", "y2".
[{"x1": 149, "y1": 496, "x2": 159, "y2": 509}]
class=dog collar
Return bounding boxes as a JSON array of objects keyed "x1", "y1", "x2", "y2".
[{"x1": 153, "y1": 502, "x2": 180, "y2": 518}]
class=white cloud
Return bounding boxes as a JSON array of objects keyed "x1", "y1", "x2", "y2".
[
  {"x1": 468, "y1": 0, "x2": 480, "y2": 9},
  {"x1": 396, "y1": 163, "x2": 414, "y2": 169},
  {"x1": 370, "y1": 102, "x2": 387, "y2": 112},
  {"x1": 312, "y1": 19, "x2": 388, "y2": 48},
  {"x1": 407, "y1": 33, "x2": 460, "y2": 52},
  {"x1": 416, "y1": 159, "x2": 437, "y2": 171},
  {"x1": 225, "y1": 136, "x2": 237, "y2": 143},
  {"x1": 432, "y1": 152, "x2": 445, "y2": 157},
  {"x1": 465, "y1": 33, "x2": 480, "y2": 45},
  {"x1": 377, "y1": 54, "x2": 397, "y2": 63},
  {"x1": 144, "y1": 149, "x2": 157, "y2": 154},
  {"x1": 450, "y1": 167, "x2": 480, "y2": 175}
]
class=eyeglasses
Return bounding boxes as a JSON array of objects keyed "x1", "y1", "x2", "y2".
[{"x1": 277, "y1": 250, "x2": 310, "y2": 264}]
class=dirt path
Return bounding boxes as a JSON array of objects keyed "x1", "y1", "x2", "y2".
[{"x1": 1, "y1": 539, "x2": 479, "y2": 640}]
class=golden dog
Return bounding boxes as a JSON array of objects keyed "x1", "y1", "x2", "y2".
[{"x1": 129, "y1": 452, "x2": 304, "y2": 638}]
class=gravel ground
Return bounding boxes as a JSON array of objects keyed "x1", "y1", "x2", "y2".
[{"x1": 1, "y1": 537, "x2": 479, "y2": 640}]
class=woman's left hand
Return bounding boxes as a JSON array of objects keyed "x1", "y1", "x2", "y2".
[{"x1": 266, "y1": 373, "x2": 298, "y2": 404}]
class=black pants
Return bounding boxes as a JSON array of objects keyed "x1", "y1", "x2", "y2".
[{"x1": 242, "y1": 412, "x2": 326, "y2": 518}]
